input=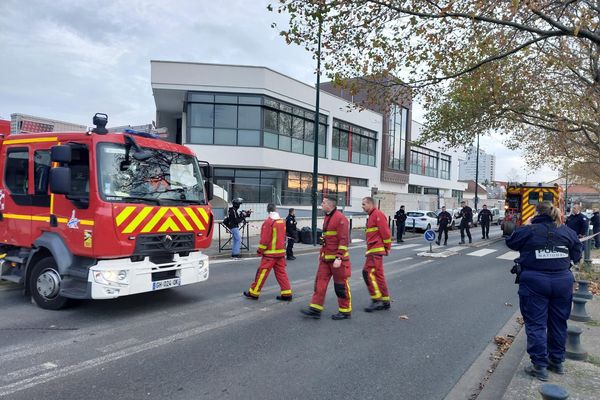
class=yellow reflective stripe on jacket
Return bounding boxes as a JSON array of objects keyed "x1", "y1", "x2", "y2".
[
  {"x1": 365, "y1": 227, "x2": 379, "y2": 232},
  {"x1": 258, "y1": 244, "x2": 267, "y2": 249},
  {"x1": 366, "y1": 247, "x2": 386, "y2": 254},
  {"x1": 383, "y1": 239, "x2": 392, "y2": 243},
  {"x1": 338, "y1": 245, "x2": 348, "y2": 250},
  {"x1": 264, "y1": 249, "x2": 285, "y2": 254},
  {"x1": 271, "y1": 226, "x2": 277, "y2": 250},
  {"x1": 323, "y1": 230, "x2": 337, "y2": 236}
]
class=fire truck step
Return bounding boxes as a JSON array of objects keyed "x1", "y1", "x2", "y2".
[{"x1": 0, "y1": 273, "x2": 23, "y2": 284}]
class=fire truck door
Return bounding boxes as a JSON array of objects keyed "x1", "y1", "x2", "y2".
[{"x1": 1, "y1": 147, "x2": 33, "y2": 245}]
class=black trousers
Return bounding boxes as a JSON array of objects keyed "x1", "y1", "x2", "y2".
[
  {"x1": 396, "y1": 222, "x2": 405, "y2": 241},
  {"x1": 286, "y1": 237, "x2": 294, "y2": 257},
  {"x1": 481, "y1": 222, "x2": 490, "y2": 238},
  {"x1": 437, "y1": 225, "x2": 449, "y2": 244},
  {"x1": 460, "y1": 222, "x2": 472, "y2": 241}
]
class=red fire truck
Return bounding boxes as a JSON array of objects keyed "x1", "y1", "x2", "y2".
[
  {"x1": 502, "y1": 182, "x2": 564, "y2": 236},
  {"x1": 0, "y1": 114, "x2": 214, "y2": 309}
]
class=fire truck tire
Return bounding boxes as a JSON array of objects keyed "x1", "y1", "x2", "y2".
[
  {"x1": 503, "y1": 221, "x2": 516, "y2": 236},
  {"x1": 29, "y1": 257, "x2": 71, "y2": 310}
]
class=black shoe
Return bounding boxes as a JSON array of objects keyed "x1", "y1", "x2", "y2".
[
  {"x1": 364, "y1": 300, "x2": 382, "y2": 313},
  {"x1": 435, "y1": 241, "x2": 440, "y2": 246},
  {"x1": 524, "y1": 364, "x2": 549, "y2": 381},
  {"x1": 399, "y1": 239, "x2": 404, "y2": 242},
  {"x1": 243, "y1": 291, "x2": 258, "y2": 300},
  {"x1": 276, "y1": 295, "x2": 292, "y2": 301},
  {"x1": 331, "y1": 312, "x2": 351, "y2": 320},
  {"x1": 482, "y1": 236, "x2": 485, "y2": 240},
  {"x1": 300, "y1": 307, "x2": 321, "y2": 319},
  {"x1": 486, "y1": 236, "x2": 490, "y2": 239},
  {"x1": 377, "y1": 301, "x2": 391, "y2": 310},
  {"x1": 468, "y1": 239, "x2": 472, "y2": 244},
  {"x1": 459, "y1": 241, "x2": 465, "y2": 245},
  {"x1": 232, "y1": 255, "x2": 242, "y2": 260},
  {"x1": 444, "y1": 242, "x2": 447, "y2": 246},
  {"x1": 286, "y1": 256, "x2": 296, "y2": 260},
  {"x1": 548, "y1": 360, "x2": 565, "y2": 375}
]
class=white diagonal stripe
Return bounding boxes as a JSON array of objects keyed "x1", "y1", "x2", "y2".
[
  {"x1": 497, "y1": 251, "x2": 520, "y2": 260},
  {"x1": 445, "y1": 246, "x2": 466, "y2": 252},
  {"x1": 467, "y1": 249, "x2": 498, "y2": 257}
]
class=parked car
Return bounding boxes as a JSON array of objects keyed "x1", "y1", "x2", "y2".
[
  {"x1": 405, "y1": 210, "x2": 438, "y2": 232},
  {"x1": 490, "y1": 207, "x2": 504, "y2": 225}
]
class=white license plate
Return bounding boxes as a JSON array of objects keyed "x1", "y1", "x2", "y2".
[{"x1": 152, "y1": 278, "x2": 181, "y2": 291}]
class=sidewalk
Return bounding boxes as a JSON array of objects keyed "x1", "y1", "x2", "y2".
[{"x1": 479, "y1": 261, "x2": 600, "y2": 399}]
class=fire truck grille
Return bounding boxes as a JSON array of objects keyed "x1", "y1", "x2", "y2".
[{"x1": 134, "y1": 233, "x2": 195, "y2": 255}]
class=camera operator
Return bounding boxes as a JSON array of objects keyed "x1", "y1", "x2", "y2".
[{"x1": 227, "y1": 198, "x2": 253, "y2": 259}]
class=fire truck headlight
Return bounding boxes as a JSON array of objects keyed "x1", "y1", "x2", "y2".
[{"x1": 94, "y1": 270, "x2": 129, "y2": 285}]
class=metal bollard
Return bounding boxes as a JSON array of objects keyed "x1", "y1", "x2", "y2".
[
  {"x1": 565, "y1": 325, "x2": 588, "y2": 360},
  {"x1": 538, "y1": 384, "x2": 569, "y2": 400},
  {"x1": 349, "y1": 216, "x2": 353, "y2": 241},
  {"x1": 574, "y1": 280, "x2": 593, "y2": 300},
  {"x1": 584, "y1": 238, "x2": 592, "y2": 263},
  {"x1": 570, "y1": 297, "x2": 591, "y2": 322}
]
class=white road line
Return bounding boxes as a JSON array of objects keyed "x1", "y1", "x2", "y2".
[
  {"x1": 467, "y1": 249, "x2": 498, "y2": 257},
  {"x1": 97, "y1": 338, "x2": 140, "y2": 353},
  {"x1": 351, "y1": 238, "x2": 364, "y2": 243},
  {"x1": 392, "y1": 243, "x2": 420, "y2": 249},
  {"x1": 414, "y1": 246, "x2": 434, "y2": 251},
  {"x1": 445, "y1": 246, "x2": 466, "y2": 252},
  {"x1": 497, "y1": 251, "x2": 520, "y2": 260},
  {"x1": 1, "y1": 362, "x2": 57, "y2": 383}
]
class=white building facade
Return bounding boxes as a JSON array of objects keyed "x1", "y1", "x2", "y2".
[{"x1": 458, "y1": 145, "x2": 496, "y2": 183}]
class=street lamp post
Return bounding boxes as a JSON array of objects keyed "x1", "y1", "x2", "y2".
[
  {"x1": 311, "y1": 14, "x2": 323, "y2": 246},
  {"x1": 474, "y1": 133, "x2": 480, "y2": 211}
]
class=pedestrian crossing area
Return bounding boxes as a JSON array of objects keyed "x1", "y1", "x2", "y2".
[{"x1": 393, "y1": 242, "x2": 520, "y2": 260}]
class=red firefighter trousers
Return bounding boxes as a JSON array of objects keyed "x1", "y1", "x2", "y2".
[
  {"x1": 362, "y1": 255, "x2": 390, "y2": 302},
  {"x1": 248, "y1": 257, "x2": 292, "y2": 298},
  {"x1": 309, "y1": 259, "x2": 352, "y2": 313}
]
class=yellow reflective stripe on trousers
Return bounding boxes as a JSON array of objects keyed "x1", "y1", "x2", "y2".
[
  {"x1": 339, "y1": 278, "x2": 352, "y2": 313},
  {"x1": 250, "y1": 269, "x2": 268, "y2": 296},
  {"x1": 365, "y1": 227, "x2": 379, "y2": 232},
  {"x1": 309, "y1": 303, "x2": 324, "y2": 311},
  {"x1": 383, "y1": 239, "x2": 392, "y2": 243},
  {"x1": 280, "y1": 290, "x2": 292, "y2": 295},
  {"x1": 381, "y1": 296, "x2": 390, "y2": 301},
  {"x1": 264, "y1": 249, "x2": 285, "y2": 254},
  {"x1": 258, "y1": 244, "x2": 267, "y2": 249},
  {"x1": 366, "y1": 247, "x2": 385, "y2": 254},
  {"x1": 323, "y1": 231, "x2": 337, "y2": 236},
  {"x1": 370, "y1": 268, "x2": 382, "y2": 299},
  {"x1": 322, "y1": 254, "x2": 337, "y2": 260},
  {"x1": 338, "y1": 245, "x2": 348, "y2": 250}
]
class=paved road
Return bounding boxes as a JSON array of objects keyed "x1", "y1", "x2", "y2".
[{"x1": 0, "y1": 227, "x2": 520, "y2": 399}]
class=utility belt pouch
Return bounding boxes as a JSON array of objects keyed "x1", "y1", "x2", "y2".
[{"x1": 510, "y1": 263, "x2": 522, "y2": 284}]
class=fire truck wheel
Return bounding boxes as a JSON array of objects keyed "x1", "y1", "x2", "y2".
[{"x1": 29, "y1": 257, "x2": 70, "y2": 310}]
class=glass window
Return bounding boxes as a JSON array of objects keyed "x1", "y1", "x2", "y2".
[
  {"x1": 214, "y1": 129, "x2": 237, "y2": 145},
  {"x1": 215, "y1": 95, "x2": 237, "y2": 104},
  {"x1": 238, "y1": 106, "x2": 261, "y2": 130},
  {"x1": 279, "y1": 135, "x2": 291, "y2": 151},
  {"x1": 264, "y1": 132, "x2": 278, "y2": 149},
  {"x1": 264, "y1": 109, "x2": 278, "y2": 133},
  {"x1": 279, "y1": 113, "x2": 292, "y2": 136},
  {"x1": 528, "y1": 192, "x2": 540, "y2": 205},
  {"x1": 189, "y1": 93, "x2": 214, "y2": 102},
  {"x1": 542, "y1": 192, "x2": 554, "y2": 202},
  {"x1": 190, "y1": 127, "x2": 213, "y2": 144},
  {"x1": 238, "y1": 96, "x2": 262, "y2": 105},
  {"x1": 238, "y1": 130, "x2": 260, "y2": 146},
  {"x1": 304, "y1": 121, "x2": 314, "y2": 142},
  {"x1": 5, "y1": 148, "x2": 29, "y2": 194},
  {"x1": 190, "y1": 104, "x2": 214, "y2": 127},
  {"x1": 236, "y1": 169, "x2": 260, "y2": 178},
  {"x1": 34, "y1": 150, "x2": 51, "y2": 195},
  {"x1": 292, "y1": 138, "x2": 303, "y2": 153},
  {"x1": 292, "y1": 117, "x2": 304, "y2": 139},
  {"x1": 214, "y1": 104, "x2": 237, "y2": 128}
]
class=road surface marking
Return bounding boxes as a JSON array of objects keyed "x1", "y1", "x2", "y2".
[
  {"x1": 392, "y1": 243, "x2": 420, "y2": 249},
  {"x1": 497, "y1": 251, "x2": 520, "y2": 260},
  {"x1": 1, "y1": 362, "x2": 57, "y2": 383},
  {"x1": 97, "y1": 338, "x2": 140, "y2": 353},
  {"x1": 445, "y1": 246, "x2": 466, "y2": 252},
  {"x1": 466, "y1": 249, "x2": 498, "y2": 257}
]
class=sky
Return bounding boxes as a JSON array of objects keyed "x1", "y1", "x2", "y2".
[{"x1": 0, "y1": 0, "x2": 558, "y2": 182}]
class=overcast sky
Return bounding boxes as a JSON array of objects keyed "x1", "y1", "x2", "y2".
[{"x1": 0, "y1": 0, "x2": 558, "y2": 182}]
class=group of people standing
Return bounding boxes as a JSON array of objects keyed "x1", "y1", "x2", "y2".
[{"x1": 241, "y1": 196, "x2": 393, "y2": 320}]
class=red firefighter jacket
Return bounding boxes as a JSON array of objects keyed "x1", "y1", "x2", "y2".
[
  {"x1": 321, "y1": 208, "x2": 350, "y2": 262},
  {"x1": 365, "y1": 208, "x2": 392, "y2": 256},
  {"x1": 257, "y1": 214, "x2": 286, "y2": 258}
]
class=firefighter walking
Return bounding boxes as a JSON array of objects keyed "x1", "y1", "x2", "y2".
[
  {"x1": 301, "y1": 195, "x2": 352, "y2": 320},
  {"x1": 361, "y1": 197, "x2": 393, "y2": 312},
  {"x1": 243, "y1": 204, "x2": 292, "y2": 301}
]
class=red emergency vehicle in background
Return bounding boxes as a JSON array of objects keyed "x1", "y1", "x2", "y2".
[
  {"x1": 502, "y1": 182, "x2": 564, "y2": 236},
  {"x1": 0, "y1": 114, "x2": 214, "y2": 309}
]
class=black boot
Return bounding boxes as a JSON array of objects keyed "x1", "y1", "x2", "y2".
[
  {"x1": 276, "y1": 295, "x2": 292, "y2": 301},
  {"x1": 524, "y1": 364, "x2": 549, "y2": 381},
  {"x1": 548, "y1": 360, "x2": 565, "y2": 374},
  {"x1": 377, "y1": 301, "x2": 391, "y2": 310},
  {"x1": 300, "y1": 307, "x2": 321, "y2": 319},
  {"x1": 459, "y1": 240, "x2": 465, "y2": 245},
  {"x1": 286, "y1": 256, "x2": 296, "y2": 260},
  {"x1": 243, "y1": 291, "x2": 258, "y2": 300},
  {"x1": 444, "y1": 241, "x2": 447, "y2": 246},
  {"x1": 364, "y1": 300, "x2": 382, "y2": 313},
  {"x1": 435, "y1": 241, "x2": 440, "y2": 245},
  {"x1": 331, "y1": 312, "x2": 351, "y2": 320}
]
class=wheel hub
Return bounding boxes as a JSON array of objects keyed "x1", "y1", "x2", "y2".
[{"x1": 36, "y1": 269, "x2": 61, "y2": 299}]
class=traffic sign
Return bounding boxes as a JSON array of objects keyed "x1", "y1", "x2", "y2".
[{"x1": 424, "y1": 230, "x2": 436, "y2": 242}]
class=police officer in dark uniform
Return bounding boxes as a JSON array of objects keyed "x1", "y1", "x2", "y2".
[
  {"x1": 457, "y1": 201, "x2": 473, "y2": 244},
  {"x1": 435, "y1": 206, "x2": 452, "y2": 246},
  {"x1": 506, "y1": 202, "x2": 582, "y2": 381},
  {"x1": 566, "y1": 204, "x2": 588, "y2": 238},
  {"x1": 394, "y1": 205, "x2": 407, "y2": 242},
  {"x1": 478, "y1": 204, "x2": 493, "y2": 239},
  {"x1": 286, "y1": 208, "x2": 297, "y2": 260},
  {"x1": 591, "y1": 208, "x2": 600, "y2": 249}
]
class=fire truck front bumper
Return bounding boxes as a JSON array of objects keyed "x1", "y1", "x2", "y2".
[{"x1": 88, "y1": 252, "x2": 209, "y2": 300}]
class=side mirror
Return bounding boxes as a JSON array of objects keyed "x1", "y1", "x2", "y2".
[
  {"x1": 197, "y1": 159, "x2": 213, "y2": 180},
  {"x1": 50, "y1": 167, "x2": 71, "y2": 195},
  {"x1": 51, "y1": 145, "x2": 71, "y2": 163},
  {"x1": 204, "y1": 181, "x2": 214, "y2": 202}
]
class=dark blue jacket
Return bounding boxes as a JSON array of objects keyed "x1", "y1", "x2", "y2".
[
  {"x1": 437, "y1": 211, "x2": 452, "y2": 227},
  {"x1": 566, "y1": 213, "x2": 588, "y2": 236},
  {"x1": 590, "y1": 212, "x2": 599, "y2": 233},
  {"x1": 506, "y1": 214, "x2": 582, "y2": 271},
  {"x1": 478, "y1": 209, "x2": 492, "y2": 224}
]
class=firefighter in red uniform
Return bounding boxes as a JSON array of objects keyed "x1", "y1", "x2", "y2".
[
  {"x1": 243, "y1": 204, "x2": 292, "y2": 301},
  {"x1": 301, "y1": 195, "x2": 352, "y2": 320},
  {"x1": 361, "y1": 197, "x2": 393, "y2": 312}
]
